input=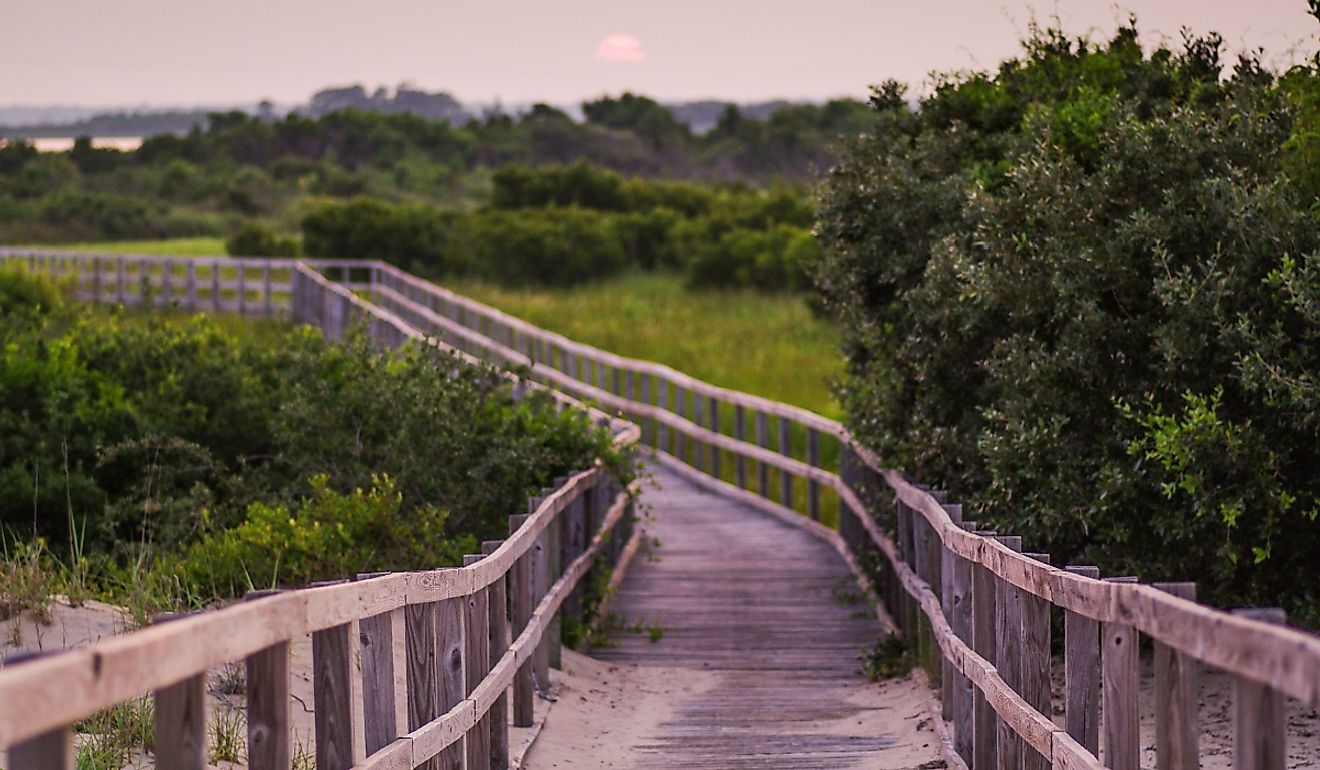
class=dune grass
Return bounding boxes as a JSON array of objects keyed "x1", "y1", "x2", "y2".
[{"x1": 445, "y1": 272, "x2": 843, "y2": 418}]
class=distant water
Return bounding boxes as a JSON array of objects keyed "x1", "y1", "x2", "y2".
[{"x1": 27, "y1": 136, "x2": 144, "y2": 152}]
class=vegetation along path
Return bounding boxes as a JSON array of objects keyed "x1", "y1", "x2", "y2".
[{"x1": 525, "y1": 464, "x2": 944, "y2": 769}]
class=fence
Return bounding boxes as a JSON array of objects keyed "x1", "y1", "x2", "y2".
[
  {"x1": 0, "y1": 250, "x2": 641, "y2": 770},
  {"x1": 4, "y1": 248, "x2": 1320, "y2": 770}
]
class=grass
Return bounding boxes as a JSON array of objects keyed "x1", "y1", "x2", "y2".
[
  {"x1": 446, "y1": 272, "x2": 843, "y2": 418},
  {"x1": 34, "y1": 237, "x2": 228, "y2": 257}
]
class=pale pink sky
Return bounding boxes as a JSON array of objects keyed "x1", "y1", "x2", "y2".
[{"x1": 5, "y1": 1, "x2": 1317, "y2": 107}]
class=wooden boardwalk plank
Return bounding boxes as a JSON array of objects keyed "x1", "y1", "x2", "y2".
[{"x1": 594, "y1": 465, "x2": 918, "y2": 769}]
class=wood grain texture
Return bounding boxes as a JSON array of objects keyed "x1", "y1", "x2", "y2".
[
  {"x1": 246, "y1": 642, "x2": 291, "y2": 770},
  {"x1": 405, "y1": 602, "x2": 441, "y2": 770},
  {"x1": 593, "y1": 466, "x2": 905, "y2": 768},
  {"x1": 1020, "y1": 554, "x2": 1052, "y2": 770},
  {"x1": 1233, "y1": 608, "x2": 1287, "y2": 770},
  {"x1": 359, "y1": 610, "x2": 398, "y2": 755},
  {"x1": 1063, "y1": 567, "x2": 1101, "y2": 756},
  {"x1": 1152, "y1": 582, "x2": 1198, "y2": 770},
  {"x1": 1102, "y1": 599, "x2": 1139, "y2": 770},
  {"x1": 313, "y1": 622, "x2": 357, "y2": 770},
  {"x1": 436, "y1": 597, "x2": 466, "y2": 770},
  {"x1": 971, "y1": 557, "x2": 999, "y2": 770},
  {"x1": 155, "y1": 674, "x2": 206, "y2": 770}
]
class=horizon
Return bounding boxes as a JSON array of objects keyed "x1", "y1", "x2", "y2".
[{"x1": 6, "y1": 1, "x2": 1318, "y2": 111}]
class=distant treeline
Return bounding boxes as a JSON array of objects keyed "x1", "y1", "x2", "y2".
[{"x1": 1, "y1": 94, "x2": 858, "y2": 289}]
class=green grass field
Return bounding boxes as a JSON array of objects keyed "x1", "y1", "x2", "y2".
[
  {"x1": 446, "y1": 272, "x2": 842, "y2": 418},
  {"x1": 33, "y1": 237, "x2": 228, "y2": 256}
]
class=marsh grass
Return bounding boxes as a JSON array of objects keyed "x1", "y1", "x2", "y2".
[
  {"x1": 446, "y1": 272, "x2": 841, "y2": 417},
  {"x1": 74, "y1": 697, "x2": 154, "y2": 770}
]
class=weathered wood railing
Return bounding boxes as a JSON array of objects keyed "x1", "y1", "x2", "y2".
[
  {"x1": 5, "y1": 248, "x2": 1320, "y2": 770},
  {"x1": 0, "y1": 249, "x2": 641, "y2": 770}
]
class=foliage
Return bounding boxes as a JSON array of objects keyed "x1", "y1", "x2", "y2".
[
  {"x1": 0, "y1": 269, "x2": 618, "y2": 606},
  {"x1": 225, "y1": 221, "x2": 300, "y2": 257},
  {"x1": 816, "y1": 21, "x2": 1320, "y2": 619},
  {"x1": 302, "y1": 168, "x2": 818, "y2": 290}
]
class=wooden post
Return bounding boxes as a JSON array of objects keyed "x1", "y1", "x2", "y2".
[
  {"x1": 151, "y1": 613, "x2": 207, "y2": 770},
  {"x1": 1021, "y1": 553, "x2": 1051, "y2": 770},
  {"x1": 640, "y1": 375, "x2": 651, "y2": 445},
  {"x1": 263, "y1": 262, "x2": 274, "y2": 316},
  {"x1": 779, "y1": 417, "x2": 793, "y2": 508},
  {"x1": 532, "y1": 493, "x2": 555, "y2": 684},
  {"x1": 994, "y1": 535, "x2": 1024, "y2": 770},
  {"x1": 657, "y1": 381, "x2": 669, "y2": 452},
  {"x1": 734, "y1": 404, "x2": 747, "y2": 488},
  {"x1": 509, "y1": 514, "x2": 535, "y2": 728},
  {"x1": 211, "y1": 262, "x2": 221, "y2": 311},
  {"x1": 186, "y1": 261, "x2": 197, "y2": 311},
  {"x1": 1102, "y1": 576, "x2": 1140, "y2": 770},
  {"x1": 807, "y1": 428, "x2": 820, "y2": 520},
  {"x1": 356, "y1": 574, "x2": 399, "y2": 756},
  {"x1": 406, "y1": 600, "x2": 441, "y2": 770},
  {"x1": 971, "y1": 533, "x2": 998, "y2": 770},
  {"x1": 756, "y1": 411, "x2": 769, "y2": 497},
  {"x1": 676, "y1": 387, "x2": 687, "y2": 463},
  {"x1": 1064, "y1": 566, "x2": 1101, "y2": 755},
  {"x1": 464, "y1": 555, "x2": 492, "y2": 770},
  {"x1": 116, "y1": 259, "x2": 126, "y2": 303},
  {"x1": 437, "y1": 596, "x2": 467, "y2": 769},
  {"x1": 238, "y1": 264, "x2": 248, "y2": 315},
  {"x1": 709, "y1": 397, "x2": 721, "y2": 479},
  {"x1": 1233, "y1": 608, "x2": 1288, "y2": 770},
  {"x1": 1152, "y1": 582, "x2": 1198, "y2": 770},
  {"x1": 313, "y1": 621, "x2": 356, "y2": 770},
  {"x1": 91, "y1": 256, "x2": 103, "y2": 302},
  {"x1": 160, "y1": 260, "x2": 174, "y2": 307},
  {"x1": 483, "y1": 540, "x2": 512, "y2": 770},
  {"x1": 693, "y1": 395, "x2": 706, "y2": 473},
  {"x1": 944, "y1": 507, "x2": 973, "y2": 764},
  {"x1": 8, "y1": 726, "x2": 72, "y2": 770}
]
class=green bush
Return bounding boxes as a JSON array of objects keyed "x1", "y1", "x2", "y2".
[
  {"x1": 225, "y1": 222, "x2": 301, "y2": 257},
  {"x1": 816, "y1": 22, "x2": 1320, "y2": 620}
]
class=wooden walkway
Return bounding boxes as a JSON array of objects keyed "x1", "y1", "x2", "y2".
[{"x1": 592, "y1": 465, "x2": 926, "y2": 769}]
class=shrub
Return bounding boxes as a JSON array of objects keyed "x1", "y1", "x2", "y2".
[
  {"x1": 225, "y1": 221, "x2": 301, "y2": 257},
  {"x1": 815, "y1": 22, "x2": 1320, "y2": 620}
]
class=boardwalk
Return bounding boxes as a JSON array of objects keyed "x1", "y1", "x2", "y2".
[{"x1": 583, "y1": 465, "x2": 939, "y2": 769}]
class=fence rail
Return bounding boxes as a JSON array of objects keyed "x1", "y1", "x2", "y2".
[
  {"x1": 0, "y1": 249, "x2": 641, "y2": 770},
  {"x1": 4, "y1": 248, "x2": 1319, "y2": 770}
]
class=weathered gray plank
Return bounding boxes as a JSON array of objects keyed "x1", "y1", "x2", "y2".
[
  {"x1": 1233, "y1": 608, "x2": 1287, "y2": 770},
  {"x1": 312, "y1": 622, "x2": 356, "y2": 770},
  {"x1": 1153, "y1": 582, "x2": 1198, "y2": 770},
  {"x1": 155, "y1": 674, "x2": 206, "y2": 770},
  {"x1": 1102, "y1": 577, "x2": 1140, "y2": 770},
  {"x1": 1064, "y1": 566, "x2": 1101, "y2": 756}
]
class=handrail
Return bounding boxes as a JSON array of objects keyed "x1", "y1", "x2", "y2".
[
  {"x1": 355, "y1": 255, "x2": 1318, "y2": 769},
  {"x1": 0, "y1": 250, "x2": 641, "y2": 770},
  {"x1": 3, "y1": 248, "x2": 1316, "y2": 770}
]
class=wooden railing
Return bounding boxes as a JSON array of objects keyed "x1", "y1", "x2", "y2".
[
  {"x1": 4, "y1": 248, "x2": 1319, "y2": 770},
  {"x1": 0, "y1": 250, "x2": 641, "y2": 770}
]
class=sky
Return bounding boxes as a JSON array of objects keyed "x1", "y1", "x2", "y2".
[{"x1": 4, "y1": 0, "x2": 1318, "y2": 108}]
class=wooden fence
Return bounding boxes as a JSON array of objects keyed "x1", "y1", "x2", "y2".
[
  {"x1": 4, "y1": 249, "x2": 1320, "y2": 770},
  {"x1": 0, "y1": 250, "x2": 642, "y2": 770}
]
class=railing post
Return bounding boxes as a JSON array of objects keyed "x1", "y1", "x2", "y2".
[
  {"x1": 1021, "y1": 553, "x2": 1051, "y2": 770},
  {"x1": 509, "y1": 514, "x2": 535, "y2": 728},
  {"x1": 186, "y1": 261, "x2": 197, "y2": 311},
  {"x1": 756, "y1": 411, "x2": 769, "y2": 498},
  {"x1": 1063, "y1": 566, "x2": 1101, "y2": 756},
  {"x1": 970, "y1": 530, "x2": 999, "y2": 770},
  {"x1": 211, "y1": 261, "x2": 221, "y2": 311},
  {"x1": 263, "y1": 261, "x2": 274, "y2": 316},
  {"x1": 693, "y1": 395, "x2": 706, "y2": 472},
  {"x1": 734, "y1": 404, "x2": 746, "y2": 489},
  {"x1": 657, "y1": 380, "x2": 669, "y2": 453},
  {"x1": 436, "y1": 594, "x2": 467, "y2": 768},
  {"x1": 944, "y1": 506, "x2": 973, "y2": 765},
  {"x1": 994, "y1": 535, "x2": 1024, "y2": 770},
  {"x1": 152, "y1": 613, "x2": 207, "y2": 770},
  {"x1": 708, "y1": 397, "x2": 721, "y2": 479},
  {"x1": 640, "y1": 374, "x2": 652, "y2": 445},
  {"x1": 311, "y1": 608, "x2": 357, "y2": 770},
  {"x1": 160, "y1": 259, "x2": 174, "y2": 308},
  {"x1": 8, "y1": 723, "x2": 72, "y2": 770},
  {"x1": 238, "y1": 263, "x2": 248, "y2": 315},
  {"x1": 482, "y1": 540, "x2": 512, "y2": 770},
  {"x1": 779, "y1": 417, "x2": 793, "y2": 508},
  {"x1": 355, "y1": 574, "x2": 400, "y2": 757},
  {"x1": 676, "y1": 387, "x2": 688, "y2": 464},
  {"x1": 463, "y1": 554, "x2": 492, "y2": 770},
  {"x1": 1233, "y1": 608, "x2": 1288, "y2": 770},
  {"x1": 807, "y1": 428, "x2": 820, "y2": 520},
  {"x1": 1152, "y1": 582, "x2": 1198, "y2": 770},
  {"x1": 1102, "y1": 576, "x2": 1140, "y2": 770},
  {"x1": 406, "y1": 596, "x2": 442, "y2": 770}
]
